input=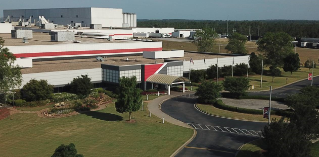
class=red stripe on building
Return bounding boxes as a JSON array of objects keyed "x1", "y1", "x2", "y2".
[
  {"x1": 14, "y1": 47, "x2": 162, "y2": 58},
  {"x1": 144, "y1": 64, "x2": 164, "y2": 80}
]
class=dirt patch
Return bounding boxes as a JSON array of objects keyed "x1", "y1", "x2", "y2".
[
  {"x1": 0, "y1": 108, "x2": 10, "y2": 120},
  {"x1": 125, "y1": 119, "x2": 136, "y2": 123}
]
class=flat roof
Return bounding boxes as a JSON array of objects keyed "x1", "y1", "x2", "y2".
[
  {"x1": 21, "y1": 52, "x2": 228, "y2": 74},
  {"x1": 0, "y1": 32, "x2": 138, "y2": 46}
]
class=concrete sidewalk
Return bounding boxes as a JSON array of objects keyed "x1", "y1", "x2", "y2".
[{"x1": 147, "y1": 91, "x2": 195, "y2": 129}]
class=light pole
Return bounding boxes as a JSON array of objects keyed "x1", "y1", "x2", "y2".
[
  {"x1": 269, "y1": 86, "x2": 272, "y2": 125},
  {"x1": 216, "y1": 57, "x2": 219, "y2": 84},
  {"x1": 311, "y1": 61, "x2": 314, "y2": 86},
  {"x1": 232, "y1": 57, "x2": 234, "y2": 77},
  {"x1": 261, "y1": 59, "x2": 263, "y2": 88}
]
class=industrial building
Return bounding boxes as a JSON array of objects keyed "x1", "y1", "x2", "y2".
[{"x1": 3, "y1": 7, "x2": 137, "y2": 28}]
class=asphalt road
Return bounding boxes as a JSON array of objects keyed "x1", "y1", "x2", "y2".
[
  {"x1": 249, "y1": 76, "x2": 319, "y2": 98},
  {"x1": 161, "y1": 96, "x2": 266, "y2": 157}
]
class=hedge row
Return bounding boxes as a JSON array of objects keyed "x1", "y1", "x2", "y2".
[
  {"x1": 221, "y1": 93, "x2": 285, "y2": 102},
  {"x1": 213, "y1": 99, "x2": 292, "y2": 117}
]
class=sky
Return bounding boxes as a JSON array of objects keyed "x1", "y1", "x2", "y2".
[{"x1": 0, "y1": 0, "x2": 319, "y2": 20}]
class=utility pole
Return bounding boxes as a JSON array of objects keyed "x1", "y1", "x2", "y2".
[
  {"x1": 217, "y1": 58, "x2": 219, "y2": 84},
  {"x1": 311, "y1": 61, "x2": 314, "y2": 86},
  {"x1": 232, "y1": 57, "x2": 234, "y2": 77},
  {"x1": 261, "y1": 59, "x2": 264, "y2": 87},
  {"x1": 269, "y1": 86, "x2": 272, "y2": 125},
  {"x1": 227, "y1": 20, "x2": 229, "y2": 37},
  {"x1": 257, "y1": 26, "x2": 260, "y2": 37},
  {"x1": 249, "y1": 26, "x2": 251, "y2": 41}
]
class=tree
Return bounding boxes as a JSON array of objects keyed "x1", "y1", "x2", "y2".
[
  {"x1": 206, "y1": 64, "x2": 217, "y2": 79},
  {"x1": 222, "y1": 77, "x2": 249, "y2": 98},
  {"x1": 190, "y1": 70, "x2": 206, "y2": 83},
  {"x1": 257, "y1": 32, "x2": 294, "y2": 67},
  {"x1": 0, "y1": 37, "x2": 22, "y2": 103},
  {"x1": 52, "y1": 143, "x2": 84, "y2": 157},
  {"x1": 115, "y1": 76, "x2": 142, "y2": 121},
  {"x1": 69, "y1": 75, "x2": 93, "y2": 97},
  {"x1": 249, "y1": 52, "x2": 262, "y2": 74},
  {"x1": 225, "y1": 32, "x2": 248, "y2": 54},
  {"x1": 195, "y1": 80, "x2": 222, "y2": 104},
  {"x1": 234, "y1": 63, "x2": 249, "y2": 76},
  {"x1": 283, "y1": 53, "x2": 300, "y2": 74},
  {"x1": 269, "y1": 66, "x2": 281, "y2": 82},
  {"x1": 262, "y1": 118, "x2": 311, "y2": 157},
  {"x1": 194, "y1": 28, "x2": 218, "y2": 52},
  {"x1": 304, "y1": 59, "x2": 316, "y2": 71},
  {"x1": 21, "y1": 79, "x2": 53, "y2": 102}
]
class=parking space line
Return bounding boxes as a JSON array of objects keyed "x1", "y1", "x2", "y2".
[
  {"x1": 216, "y1": 126, "x2": 226, "y2": 132},
  {"x1": 231, "y1": 128, "x2": 239, "y2": 134},
  {"x1": 187, "y1": 123, "x2": 198, "y2": 129},
  {"x1": 224, "y1": 127, "x2": 234, "y2": 133}
]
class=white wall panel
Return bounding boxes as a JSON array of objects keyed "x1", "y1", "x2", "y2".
[
  {"x1": 0, "y1": 23, "x2": 12, "y2": 33},
  {"x1": 14, "y1": 58, "x2": 32, "y2": 68},
  {"x1": 21, "y1": 68, "x2": 101, "y2": 87},
  {"x1": 183, "y1": 55, "x2": 249, "y2": 72},
  {"x1": 91, "y1": 8, "x2": 123, "y2": 27}
]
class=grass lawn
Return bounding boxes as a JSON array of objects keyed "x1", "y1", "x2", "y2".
[
  {"x1": 0, "y1": 103, "x2": 193, "y2": 157},
  {"x1": 237, "y1": 139, "x2": 319, "y2": 157},
  {"x1": 248, "y1": 67, "x2": 319, "y2": 91},
  {"x1": 197, "y1": 104, "x2": 282, "y2": 122}
]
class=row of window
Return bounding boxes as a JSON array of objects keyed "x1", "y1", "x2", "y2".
[{"x1": 167, "y1": 66, "x2": 183, "y2": 77}]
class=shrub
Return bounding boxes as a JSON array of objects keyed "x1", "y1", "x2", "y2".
[
  {"x1": 104, "y1": 90, "x2": 117, "y2": 98},
  {"x1": 195, "y1": 80, "x2": 222, "y2": 104},
  {"x1": 234, "y1": 63, "x2": 248, "y2": 76},
  {"x1": 207, "y1": 64, "x2": 217, "y2": 79},
  {"x1": 190, "y1": 69, "x2": 207, "y2": 83},
  {"x1": 304, "y1": 59, "x2": 316, "y2": 70},
  {"x1": 269, "y1": 66, "x2": 281, "y2": 82},
  {"x1": 52, "y1": 143, "x2": 83, "y2": 157},
  {"x1": 21, "y1": 79, "x2": 54, "y2": 102},
  {"x1": 220, "y1": 65, "x2": 232, "y2": 77},
  {"x1": 49, "y1": 108, "x2": 74, "y2": 115},
  {"x1": 146, "y1": 89, "x2": 158, "y2": 93},
  {"x1": 223, "y1": 77, "x2": 250, "y2": 98},
  {"x1": 69, "y1": 75, "x2": 93, "y2": 97},
  {"x1": 249, "y1": 52, "x2": 262, "y2": 74},
  {"x1": 14, "y1": 99, "x2": 26, "y2": 107},
  {"x1": 52, "y1": 93, "x2": 78, "y2": 103}
]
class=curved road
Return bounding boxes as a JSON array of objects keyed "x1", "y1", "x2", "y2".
[{"x1": 162, "y1": 96, "x2": 265, "y2": 157}]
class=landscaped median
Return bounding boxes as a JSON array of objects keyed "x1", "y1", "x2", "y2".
[{"x1": 196, "y1": 99, "x2": 285, "y2": 122}]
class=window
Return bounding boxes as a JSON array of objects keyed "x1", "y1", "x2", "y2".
[
  {"x1": 61, "y1": 15, "x2": 63, "y2": 18},
  {"x1": 76, "y1": 15, "x2": 78, "y2": 18}
]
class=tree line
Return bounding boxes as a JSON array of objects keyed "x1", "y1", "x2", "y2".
[{"x1": 138, "y1": 19, "x2": 319, "y2": 38}]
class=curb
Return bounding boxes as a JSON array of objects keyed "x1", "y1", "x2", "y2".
[
  {"x1": 235, "y1": 138, "x2": 261, "y2": 157},
  {"x1": 194, "y1": 104, "x2": 267, "y2": 123},
  {"x1": 170, "y1": 129, "x2": 197, "y2": 157}
]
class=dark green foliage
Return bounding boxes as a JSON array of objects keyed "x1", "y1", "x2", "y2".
[
  {"x1": 262, "y1": 118, "x2": 311, "y2": 157},
  {"x1": 283, "y1": 53, "x2": 300, "y2": 74},
  {"x1": 13, "y1": 99, "x2": 26, "y2": 106},
  {"x1": 21, "y1": 79, "x2": 53, "y2": 102},
  {"x1": 249, "y1": 52, "x2": 263, "y2": 74},
  {"x1": 51, "y1": 143, "x2": 83, "y2": 157},
  {"x1": 206, "y1": 64, "x2": 217, "y2": 79},
  {"x1": 234, "y1": 63, "x2": 249, "y2": 76},
  {"x1": 194, "y1": 27, "x2": 218, "y2": 52},
  {"x1": 225, "y1": 32, "x2": 248, "y2": 54},
  {"x1": 69, "y1": 75, "x2": 93, "y2": 97},
  {"x1": 115, "y1": 76, "x2": 142, "y2": 121},
  {"x1": 219, "y1": 65, "x2": 232, "y2": 77},
  {"x1": 104, "y1": 90, "x2": 117, "y2": 98},
  {"x1": 257, "y1": 32, "x2": 294, "y2": 67},
  {"x1": 190, "y1": 70, "x2": 206, "y2": 83},
  {"x1": 0, "y1": 37, "x2": 22, "y2": 103},
  {"x1": 138, "y1": 20, "x2": 319, "y2": 38},
  {"x1": 195, "y1": 80, "x2": 222, "y2": 104},
  {"x1": 304, "y1": 59, "x2": 316, "y2": 70},
  {"x1": 223, "y1": 77, "x2": 249, "y2": 98},
  {"x1": 269, "y1": 66, "x2": 281, "y2": 82}
]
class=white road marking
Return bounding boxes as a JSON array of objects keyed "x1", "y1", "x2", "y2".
[
  {"x1": 224, "y1": 127, "x2": 234, "y2": 133},
  {"x1": 216, "y1": 126, "x2": 226, "y2": 132},
  {"x1": 207, "y1": 125, "x2": 218, "y2": 131},
  {"x1": 187, "y1": 123, "x2": 198, "y2": 129},
  {"x1": 241, "y1": 129, "x2": 252, "y2": 135},
  {"x1": 231, "y1": 128, "x2": 239, "y2": 134},
  {"x1": 204, "y1": 125, "x2": 210, "y2": 130},
  {"x1": 250, "y1": 130, "x2": 259, "y2": 136}
]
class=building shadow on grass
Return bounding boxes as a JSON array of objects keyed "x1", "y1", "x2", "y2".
[{"x1": 82, "y1": 111, "x2": 123, "y2": 121}]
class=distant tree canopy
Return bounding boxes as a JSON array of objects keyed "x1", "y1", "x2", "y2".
[
  {"x1": 194, "y1": 28, "x2": 218, "y2": 52},
  {"x1": 225, "y1": 32, "x2": 248, "y2": 54},
  {"x1": 257, "y1": 32, "x2": 294, "y2": 67},
  {"x1": 137, "y1": 19, "x2": 319, "y2": 38}
]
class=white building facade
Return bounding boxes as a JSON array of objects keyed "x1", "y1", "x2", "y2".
[{"x1": 3, "y1": 7, "x2": 136, "y2": 28}]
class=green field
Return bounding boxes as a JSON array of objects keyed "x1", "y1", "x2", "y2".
[
  {"x1": 0, "y1": 103, "x2": 193, "y2": 157},
  {"x1": 237, "y1": 139, "x2": 319, "y2": 157}
]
